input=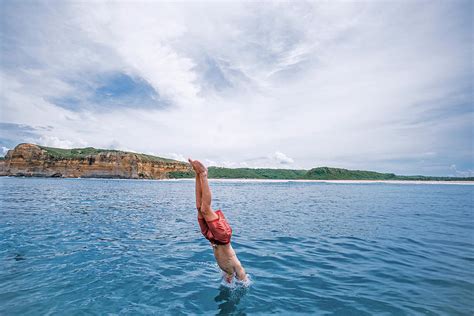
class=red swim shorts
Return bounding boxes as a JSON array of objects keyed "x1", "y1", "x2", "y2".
[{"x1": 198, "y1": 210, "x2": 232, "y2": 245}]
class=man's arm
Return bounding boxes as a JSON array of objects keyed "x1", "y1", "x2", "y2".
[{"x1": 235, "y1": 260, "x2": 247, "y2": 281}]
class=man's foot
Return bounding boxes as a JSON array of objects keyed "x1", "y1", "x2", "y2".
[
  {"x1": 188, "y1": 158, "x2": 208, "y2": 176},
  {"x1": 188, "y1": 158, "x2": 196, "y2": 171},
  {"x1": 188, "y1": 158, "x2": 199, "y2": 175},
  {"x1": 194, "y1": 160, "x2": 208, "y2": 176}
]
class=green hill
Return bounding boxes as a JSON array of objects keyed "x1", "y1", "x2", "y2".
[
  {"x1": 169, "y1": 166, "x2": 474, "y2": 181},
  {"x1": 169, "y1": 167, "x2": 306, "y2": 179},
  {"x1": 303, "y1": 167, "x2": 397, "y2": 180}
]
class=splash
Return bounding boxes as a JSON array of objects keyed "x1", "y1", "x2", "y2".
[{"x1": 220, "y1": 273, "x2": 253, "y2": 289}]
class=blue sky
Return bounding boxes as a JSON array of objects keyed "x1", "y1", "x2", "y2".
[{"x1": 0, "y1": 1, "x2": 472, "y2": 176}]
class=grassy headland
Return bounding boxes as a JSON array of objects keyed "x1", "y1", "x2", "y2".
[
  {"x1": 169, "y1": 167, "x2": 307, "y2": 179},
  {"x1": 3, "y1": 144, "x2": 472, "y2": 181},
  {"x1": 169, "y1": 166, "x2": 474, "y2": 181},
  {"x1": 38, "y1": 146, "x2": 176, "y2": 163}
]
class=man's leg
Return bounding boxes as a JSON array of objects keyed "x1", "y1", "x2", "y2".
[
  {"x1": 195, "y1": 172, "x2": 204, "y2": 219},
  {"x1": 189, "y1": 159, "x2": 218, "y2": 222},
  {"x1": 199, "y1": 170, "x2": 218, "y2": 221},
  {"x1": 190, "y1": 159, "x2": 214, "y2": 240}
]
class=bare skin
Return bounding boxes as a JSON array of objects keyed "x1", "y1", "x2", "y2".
[{"x1": 189, "y1": 158, "x2": 247, "y2": 282}]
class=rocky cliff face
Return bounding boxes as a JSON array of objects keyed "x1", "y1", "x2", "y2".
[{"x1": 0, "y1": 143, "x2": 191, "y2": 179}]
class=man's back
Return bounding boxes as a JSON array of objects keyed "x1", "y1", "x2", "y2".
[{"x1": 213, "y1": 243, "x2": 247, "y2": 282}]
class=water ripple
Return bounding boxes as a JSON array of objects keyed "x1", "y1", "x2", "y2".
[{"x1": 0, "y1": 178, "x2": 473, "y2": 315}]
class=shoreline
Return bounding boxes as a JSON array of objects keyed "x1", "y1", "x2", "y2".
[
  {"x1": 2, "y1": 176, "x2": 473, "y2": 185},
  {"x1": 171, "y1": 178, "x2": 474, "y2": 185}
]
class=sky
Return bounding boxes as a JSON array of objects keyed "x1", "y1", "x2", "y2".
[{"x1": 0, "y1": 0, "x2": 472, "y2": 176}]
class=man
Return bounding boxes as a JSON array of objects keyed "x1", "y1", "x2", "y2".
[{"x1": 188, "y1": 158, "x2": 248, "y2": 283}]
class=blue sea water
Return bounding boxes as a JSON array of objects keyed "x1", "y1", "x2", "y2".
[{"x1": 0, "y1": 177, "x2": 473, "y2": 315}]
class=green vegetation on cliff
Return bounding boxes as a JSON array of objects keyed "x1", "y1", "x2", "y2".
[{"x1": 38, "y1": 145, "x2": 176, "y2": 163}]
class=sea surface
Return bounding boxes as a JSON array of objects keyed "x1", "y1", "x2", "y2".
[{"x1": 0, "y1": 177, "x2": 473, "y2": 315}]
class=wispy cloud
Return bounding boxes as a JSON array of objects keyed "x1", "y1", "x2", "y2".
[
  {"x1": 0, "y1": 1, "x2": 472, "y2": 175},
  {"x1": 271, "y1": 152, "x2": 294, "y2": 165},
  {"x1": 1, "y1": 147, "x2": 9, "y2": 156}
]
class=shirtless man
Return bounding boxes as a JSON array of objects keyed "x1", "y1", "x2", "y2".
[{"x1": 188, "y1": 158, "x2": 248, "y2": 283}]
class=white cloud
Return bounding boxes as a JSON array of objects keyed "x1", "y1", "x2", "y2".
[
  {"x1": 1, "y1": 147, "x2": 10, "y2": 156},
  {"x1": 212, "y1": 161, "x2": 249, "y2": 168},
  {"x1": 166, "y1": 153, "x2": 187, "y2": 162},
  {"x1": 33, "y1": 136, "x2": 84, "y2": 149},
  {"x1": 201, "y1": 152, "x2": 294, "y2": 169},
  {"x1": 450, "y1": 164, "x2": 474, "y2": 178},
  {"x1": 271, "y1": 151, "x2": 294, "y2": 165}
]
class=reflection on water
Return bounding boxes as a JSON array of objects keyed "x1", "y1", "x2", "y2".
[{"x1": 215, "y1": 284, "x2": 249, "y2": 315}]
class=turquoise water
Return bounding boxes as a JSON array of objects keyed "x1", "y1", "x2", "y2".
[{"x1": 0, "y1": 177, "x2": 473, "y2": 315}]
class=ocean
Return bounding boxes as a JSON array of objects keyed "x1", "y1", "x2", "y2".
[{"x1": 0, "y1": 177, "x2": 473, "y2": 315}]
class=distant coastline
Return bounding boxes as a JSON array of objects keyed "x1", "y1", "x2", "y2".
[
  {"x1": 1, "y1": 143, "x2": 473, "y2": 181},
  {"x1": 2, "y1": 177, "x2": 472, "y2": 186},
  {"x1": 168, "y1": 167, "x2": 474, "y2": 182},
  {"x1": 170, "y1": 178, "x2": 474, "y2": 185}
]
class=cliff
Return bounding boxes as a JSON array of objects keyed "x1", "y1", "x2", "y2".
[
  {"x1": 0, "y1": 143, "x2": 191, "y2": 179},
  {"x1": 1, "y1": 144, "x2": 472, "y2": 181}
]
